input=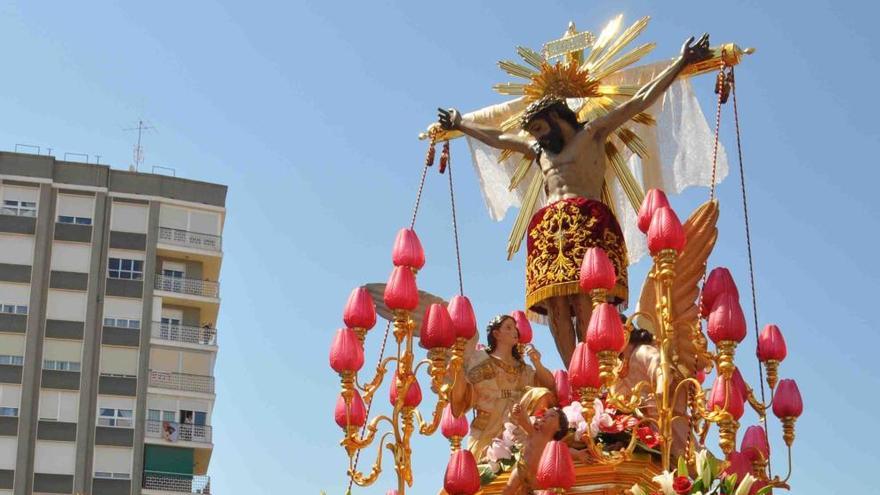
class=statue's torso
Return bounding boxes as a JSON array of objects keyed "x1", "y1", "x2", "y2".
[{"x1": 538, "y1": 127, "x2": 606, "y2": 203}]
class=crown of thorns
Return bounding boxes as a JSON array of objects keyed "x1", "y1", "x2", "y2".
[{"x1": 520, "y1": 96, "x2": 569, "y2": 128}]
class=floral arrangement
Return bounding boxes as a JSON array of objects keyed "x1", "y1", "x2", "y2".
[
  {"x1": 562, "y1": 398, "x2": 661, "y2": 452},
  {"x1": 629, "y1": 449, "x2": 773, "y2": 495},
  {"x1": 477, "y1": 422, "x2": 522, "y2": 484}
]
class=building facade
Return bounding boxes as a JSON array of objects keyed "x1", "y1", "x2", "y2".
[{"x1": 0, "y1": 152, "x2": 225, "y2": 495}]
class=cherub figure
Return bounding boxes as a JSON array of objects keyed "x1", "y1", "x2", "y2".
[{"x1": 503, "y1": 405, "x2": 569, "y2": 495}]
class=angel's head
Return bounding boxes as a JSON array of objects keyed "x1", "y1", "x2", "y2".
[
  {"x1": 485, "y1": 314, "x2": 522, "y2": 361},
  {"x1": 520, "y1": 96, "x2": 582, "y2": 154},
  {"x1": 627, "y1": 327, "x2": 655, "y2": 351}
]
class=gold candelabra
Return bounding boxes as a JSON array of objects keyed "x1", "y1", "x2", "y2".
[{"x1": 573, "y1": 235, "x2": 799, "y2": 490}]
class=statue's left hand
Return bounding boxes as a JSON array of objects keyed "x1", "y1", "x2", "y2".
[{"x1": 681, "y1": 33, "x2": 711, "y2": 64}]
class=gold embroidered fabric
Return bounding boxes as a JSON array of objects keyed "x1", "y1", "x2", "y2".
[{"x1": 525, "y1": 197, "x2": 628, "y2": 316}]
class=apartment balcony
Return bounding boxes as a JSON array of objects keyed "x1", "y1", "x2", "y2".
[
  {"x1": 151, "y1": 322, "x2": 217, "y2": 348},
  {"x1": 148, "y1": 370, "x2": 214, "y2": 395},
  {"x1": 158, "y1": 227, "x2": 222, "y2": 254},
  {"x1": 143, "y1": 471, "x2": 211, "y2": 494},
  {"x1": 145, "y1": 420, "x2": 213, "y2": 444},
  {"x1": 155, "y1": 274, "x2": 219, "y2": 299}
]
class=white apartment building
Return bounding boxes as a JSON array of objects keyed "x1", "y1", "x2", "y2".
[{"x1": 0, "y1": 151, "x2": 226, "y2": 495}]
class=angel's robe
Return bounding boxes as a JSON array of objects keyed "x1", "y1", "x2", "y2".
[{"x1": 462, "y1": 352, "x2": 537, "y2": 461}]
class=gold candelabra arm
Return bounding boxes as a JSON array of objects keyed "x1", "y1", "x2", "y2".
[
  {"x1": 697, "y1": 418, "x2": 710, "y2": 446},
  {"x1": 348, "y1": 432, "x2": 395, "y2": 487},
  {"x1": 342, "y1": 415, "x2": 394, "y2": 451},
  {"x1": 414, "y1": 394, "x2": 449, "y2": 436},
  {"x1": 744, "y1": 385, "x2": 767, "y2": 417},
  {"x1": 605, "y1": 379, "x2": 652, "y2": 413},
  {"x1": 767, "y1": 443, "x2": 794, "y2": 488},
  {"x1": 670, "y1": 377, "x2": 703, "y2": 412},
  {"x1": 399, "y1": 409, "x2": 415, "y2": 486},
  {"x1": 357, "y1": 356, "x2": 399, "y2": 405}
]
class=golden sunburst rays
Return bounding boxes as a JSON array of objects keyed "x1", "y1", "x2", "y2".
[{"x1": 492, "y1": 15, "x2": 656, "y2": 131}]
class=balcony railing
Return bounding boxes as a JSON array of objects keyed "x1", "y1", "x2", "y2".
[
  {"x1": 155, "y1": 274, "x2": 219, "y2": 299},
  {"x1": 148, "y1": 370, "x2": 214, "y2": 394},
  {"x1": 159, "y1": 227, "x2": 222, "y2": 252},
  {"x1": 143, "y1": 471, "x2": 211, "y2": 493},
  {"x1": 152, "y1": 322, "x2": 217, "y2": 346},
  {"x1": 145, "y1": 421, "x2": 212, "y2": 444}
]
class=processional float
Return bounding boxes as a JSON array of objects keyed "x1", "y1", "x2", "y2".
[{"x1": 329, "y1": 14, "x2": 802, "y2": 495}]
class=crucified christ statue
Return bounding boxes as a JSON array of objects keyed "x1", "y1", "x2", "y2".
[{"x1": 439, "y1": 34, "x2": 711, "y2": 366}]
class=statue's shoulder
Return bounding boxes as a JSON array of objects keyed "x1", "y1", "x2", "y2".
[{"x1": 466, "y1": 352, "x2": 496, "y2": 383}]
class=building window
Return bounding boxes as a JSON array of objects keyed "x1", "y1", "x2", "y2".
[
  {"x1": 58, "y1": 215, "x2": 92, "y2": 225},
  {"x1": 94, "y1": 472, "x2": 131, "y2": 479},
  {"x1": 0, "y1": 355, "x2": 24, "y2": 366},
  {"x1": 1, "y1": 200, "x2": 36, "y2": 217},
  {"x1": 0, "y1": 407, "x2": 18, "y2": 417},
  {"x1": 148, "y1": 409, "x2": 177, "y2": 422},
  {"x1": 0, "y1": 304, "x2": 27, "y2": 315},
  {"x1": 108, "y1": 258, "x2": 143, "y2": 280},
  {"x1": 43, "y1": 360, "x2": 81, "y2": 372},
  {"x1": 98, "y1": 408, "x2": 133, "y2": 427},
  {"x1": 103, "y1": 317, "x2": 140, "y2": 329}
]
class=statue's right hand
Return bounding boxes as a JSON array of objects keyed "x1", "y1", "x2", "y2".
[{"x1": 438, "y1": 107, "x2": 461, "y2": 130}]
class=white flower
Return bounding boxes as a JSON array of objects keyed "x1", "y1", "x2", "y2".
[
  {"x1": 501, "y1": 422, "x2": 518, "y2": 446},
  {"x1": 487, "y1": 439, "x2": 511, "y2": 463},
  {"x1": 651, "y1": 471, "x2": 676, "y2": 495},
  {"x1": 629, "y1": 484, "x2": 648, "y2": 495},
  {"x1": 562, "y1": 401, "x2": 591, "y2": 438},
  {"x1": 487, "y1": 459, "x2": 500, "y2": 474},
  {"x1": 695, "y1": 448, "x2": 711, "y2": 487},
  {"x1": 575, "y1": 419, "x2": 589, "y2": 439},
  {"x1": 563, "y1": 401, "x2": 583, "y2": 423},
  {"x1": 590, "y1": 398, "x2": 613, "y2": 438},
  {"x1": 734, "y1": 473, "x2": 757, "y2": 495}
]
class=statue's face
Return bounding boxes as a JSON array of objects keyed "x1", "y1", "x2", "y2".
[
  {"x1": 492, "y1": 317, "x2": 520, "y2": 347},
  {"x1": 526, "y1": 114, "x2": 565, "y2": 154}
]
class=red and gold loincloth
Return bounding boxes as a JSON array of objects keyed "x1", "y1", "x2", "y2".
[{"x1": 525, "y1": 197, "x2": 628, "y2": 317}]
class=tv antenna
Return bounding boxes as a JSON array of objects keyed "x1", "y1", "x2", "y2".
[{"x1": 124, "y1": 119, "x2": 156, "y2": 172}]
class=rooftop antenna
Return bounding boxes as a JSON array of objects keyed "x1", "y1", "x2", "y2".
[{"x1": 124, "y1": 119, "x2": 155, "y2": 172}]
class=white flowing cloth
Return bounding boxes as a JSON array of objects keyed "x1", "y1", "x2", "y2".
[{"x1": 461, "y1": 61, "x2": 728, "y2": 265}]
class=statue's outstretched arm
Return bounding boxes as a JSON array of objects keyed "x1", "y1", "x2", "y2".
[
  {"x1": 438, "y1": 107, "x2": 536, "y2": 158},
  {"x1": 584, "y1": 34, "x2": 711, "y2": 140}
]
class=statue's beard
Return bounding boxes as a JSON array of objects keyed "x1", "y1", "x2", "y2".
[{"x1": 538, "y1": 120, "x2": 565, "y2": 154}]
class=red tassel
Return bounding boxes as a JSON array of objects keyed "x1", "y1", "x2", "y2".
[
  {"x1": 425, "y1": 138, "x2": 436, "y2": 167},
  {"x1": 439, "y1": 140, "x2": 450, "y2": 174}
]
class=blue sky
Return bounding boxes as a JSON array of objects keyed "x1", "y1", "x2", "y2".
[{"x1": 1, "y1": 1, "x2": 877, "y2": 493}]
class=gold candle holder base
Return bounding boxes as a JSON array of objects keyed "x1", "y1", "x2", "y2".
[
  {"x1": 597, "y1": 350, "x2": 619, "y2": 386},
  {"x1": 340, "y1": 371, "x2": 356, "y2": 402},
  {"x1": 449, "y1": 435, "x2": 463, "y2": 452},
  {"x1": 653, "y1": 249, "x2": 678, "y2": 286},
  {"x1": 718, "y1": 419, "x2": 740, "y2": 455},
  {"x1": 578, "y1": 386, "x2": 599, "y2": 440},
  {"x1": 590, "y1": 288, "x2": 608, "y2": 308},
  {"x1": 716, "y1": 340, "x2": 737, "y2": 379},
  {"x1": 781, "y1": 417, "x2": 797, "y2": 447},
  {"x1": 751, "y1": 458, "x2": 769, "y2": 480},
  {"x1": 764, "y1": 360, "x2": 779, "y2": 390}
]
